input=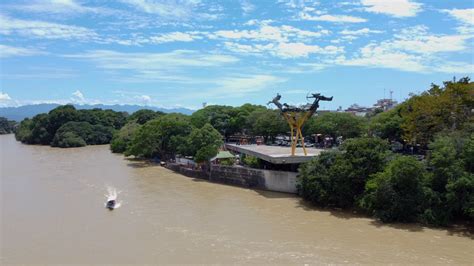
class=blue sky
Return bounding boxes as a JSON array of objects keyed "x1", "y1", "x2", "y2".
[{"x1": 0, "y1": 0, "x2": 473, "y2": 110}]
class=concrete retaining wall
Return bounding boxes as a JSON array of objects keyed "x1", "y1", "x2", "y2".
[
  {"x1": 166, "y1": 163, "x2": 208, "y2": 180},
  {"x1": 165, "y1": 163, "x2": 298, "y2": 194},
  {"x1": 210, "y1": 165, "x2": 297, "y2": 194}
]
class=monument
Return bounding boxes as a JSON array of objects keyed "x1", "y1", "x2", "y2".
[{"x1": 268, "y1": 93, "x2": 333, "y2": 156}]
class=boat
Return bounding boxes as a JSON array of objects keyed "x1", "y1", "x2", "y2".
[{"x1": 106, "y1": 199, "x2": 116, "y2": 210}]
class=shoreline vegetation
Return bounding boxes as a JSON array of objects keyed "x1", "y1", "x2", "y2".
[{"x1": 11, "y1": 77, "x2": 474, "y2": 227}]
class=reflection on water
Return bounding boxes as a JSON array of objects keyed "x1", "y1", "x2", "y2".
[{"x1": 1, "y1": 135, "x2": 472, "y2": 264}]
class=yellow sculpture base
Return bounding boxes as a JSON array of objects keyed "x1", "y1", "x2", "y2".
[{"x1": 282, "y1": 111, "x2": 311, "y2": 156}]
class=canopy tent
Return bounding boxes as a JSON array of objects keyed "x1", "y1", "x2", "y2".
[{"x1": 210, "y1": 151, "x2": 235, "y2": 161}]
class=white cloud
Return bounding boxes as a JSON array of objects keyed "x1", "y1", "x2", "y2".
[
  {"x1": 241, "y1": 0, "x2": 256, "y2": 14},
  {"x1": 0, "y1": 44, "x2": 44, "y2": 58},
  {"x1": 336, "y1": 25, "x2": 473, "y2": 73},
  {"x1": 10, "y1": 0, "x2": 104, "y2": 15},
  {"x1": 223, "y1": 40, "x2": 343, "y2": 58},
  {"x1": 135, "y1": 95, "x2": 152, "y2": 104},
  {"x1": 149, "y1": 32, "x2": 201, "y2": 44},
  {"x1": 211, "y1": 74, "x2": 286, "y2": 97},
  {"x1": 64, "y1": 49, "x2": 239, "y2": 82},
  {"x1": 441, "y1": 9, "x2": 474, "y2": 34},
  {"x1": 390, "y1": 25, "x2": 470, "y2": 54},
  {"x1": 300, "y1": 13, "x2": 367, "y2": 23},
  {"x1": 340, "y1": 28, "x2": 383, "y2": 35},
  {"x1": 360, "y1": 0, "x2": 422, "y2": 17},
  {"x1": 71, "y1": 90, "x2": 85, "y2": 103},
  {"x1": 0, "y1": 92, "x2": 12, "y2": 101},
  {"x1": 213, "y1": 23, "x2": 329, "y2": 44},
  {"x1": 0, "y1": 14, "x2": 98, "y2": 40},
  {"x1": 338, "y1": 44, "x2": 427, "y2": 72},
  {"x1": 274, "y1": 42, "x2": 342, "y2": 58},
  {"x1": 119, "y1": 0, "x2": 216, "y2": 20},
  {"x1": 442, "y1": 8, "x2": 474, "y2": 26}
]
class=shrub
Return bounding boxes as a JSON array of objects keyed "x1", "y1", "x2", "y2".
[
  {"x1": 51, "y1": 121, "x2": 114, "y2": 147},
  {"x1": 110, "y1": 122, "x2": 140, "y2": 153},
  {"x1": 359, "y1": 156, "x2": 427, "y2": 222},
  {"x1": 242, "y1": 155, "x2": 261, "y2": 168},
  {"x1": 297, "y1": 138, "x2": 391, "y2": 208},
  {"x1": 52, "y1": 131, "x2": 86, "y2": 148}
]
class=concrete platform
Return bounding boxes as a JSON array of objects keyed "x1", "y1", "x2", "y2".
[{"x1": 226, "y1": 144, "x2": 324, "y2": 164}]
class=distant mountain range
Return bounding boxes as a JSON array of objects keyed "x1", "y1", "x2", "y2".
[{"x1": 0, "y1": 104, "x2": 195, "y2": 121}]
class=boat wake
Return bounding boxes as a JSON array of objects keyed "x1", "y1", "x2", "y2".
[{"x1": 104, "y1": 186, "x2": 122, "y2": 209}]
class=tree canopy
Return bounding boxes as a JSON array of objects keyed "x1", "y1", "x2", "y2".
[
  {"x1": 0, "y1": 117, "x2": 17, "y2": 134},
  {"x1": 15, "y1": 105, "x2": 127, "y2": 147}
]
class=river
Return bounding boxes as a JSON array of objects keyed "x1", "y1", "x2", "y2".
[{"x1": 1, "y1": 134, "x2": 472, "y2": 264}]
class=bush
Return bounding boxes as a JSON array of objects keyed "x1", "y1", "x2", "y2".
[
  {"x1": 242, "y1": 155, "x2": 261, "y2": 168},
  {"x1": 298, "y1": 151, "x2": 347, "y2": 206},
  {"x1": 110, "y1": 122, "x2": 140, "y2": 153},
  {"x1": 360, "y1": 156, "x2": 427, "y2": 222},
  {"x1": 297, "y1": 138, "x2": 391, "y2": 208},
  {"x1": 51, "y1": 121, "x2": 114, "y2": 147},
  {"x1": 52, "y1": 131, "x2": 86, "y2": 148}
]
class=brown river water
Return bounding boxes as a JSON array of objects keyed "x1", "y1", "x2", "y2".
[{"x1": 1, "y1": 134, "x2": 473, "y2": 264}]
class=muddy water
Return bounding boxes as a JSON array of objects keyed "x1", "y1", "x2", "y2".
[{"x1": 1, "y1": 135, "x2": 472, "y2": 264}]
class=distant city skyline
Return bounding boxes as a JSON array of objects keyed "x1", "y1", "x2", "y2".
[{"x1": 0, "y1": 0, "x2": 472, "y2": 110}]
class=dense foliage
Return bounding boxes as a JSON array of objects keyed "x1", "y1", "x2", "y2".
[
  {"x1": 180, "y1": 123, "x2": 223, "y2": 163},
  {"x1": 299, "y1": 77, "x2": 473, "y2": 226},
  {"x1": 15, "y1": 105, "x2": 127, "y2": 148},
  {"x1": 190, "y1": 104, "x2": 268, "y2": 139},
  {"x1": 125, "y1": 114, "x2": 192, "y2": 159},
  {"x1": 298, "y1": 138, "x2": 390, "y2": 208},
  {"x1": 110, "y1": 121, "x2": 140, "y2": 153},
  {"x1": 306, "y1": 112, "x2": 367, "y2": 139},
  {"x1": 122, "y1": 114, "x2": 224, "y2": 162},
  {"x1": 51, "y1": 122, "x2": 114, "y2": 147},
  {"x1": 0, "y1": 117, "x2": 17, "y2": 134},
  {"x1": 360, "y1": 156, "x2": 427, "y2": 222}
]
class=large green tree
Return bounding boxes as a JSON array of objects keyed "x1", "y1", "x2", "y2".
[
  {"x1": 110, "y1": 121, "x2": 141, "y2": 153},
  {"x1": 127, "y1": 109, "x2": 164, "y2": 125},
  {"x1": 306, "y1": 112, "x2": 367, "y2": 139},
  {"x1": 298, "y1": 137, "x2": 390, "y2": 208},
  {"x1": 181, "y1": 123, "x2": 223, "y2": 163},
  {"x1": 0, "y1": 117, "x2": 17, "y2": 134},
  {"x1": 401, "y1": 79, "x2": 473, "y2": 146},
  {"x1": 360, "y1": 156, "x2": 427, "y2": 223},
  {"x1": 126, "y1": 114, "x2": 192, "y2": 159},
  {"x1": 246, "y1": 108, "x2": 287, "y2": 142}
]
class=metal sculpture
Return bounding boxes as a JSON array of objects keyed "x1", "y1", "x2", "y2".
[{"x1": 268, "y1": 93, "x2": 333, "y2": 156}]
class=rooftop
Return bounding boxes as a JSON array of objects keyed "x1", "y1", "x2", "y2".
[{"x1": 226, "y1": 144, "x2": 324, "y2": 164}]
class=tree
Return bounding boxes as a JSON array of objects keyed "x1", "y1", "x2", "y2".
[
  {"x1": 15, "y1": 118, "x2": 33, "y2": 143},
  {"x1": 360, "y1": 156, "x2": 427, "y2": 223},
  {"x1": 128, "y1": 109, "x2": 164, "y2": 125},
  {"x1": 0, "y1": 117, "x2": 16, "y2": 134},
  {"x1": 110, "y1": 121, "x2": 140, "y2": 153},
  {"x1": 306, "y1": 112, "x2": 367, "y2": 139},
  {"x1": 47, "y1": 105, "x2": 79, "y2": 139},
  {"x1": 77, "y1": 109, "x2": 127, "y2": 129},
  {"x1": 297, "y1": 138, "x2": 391, "y2": 208},
  {"x1": 51, "y1": 131, "x2": 87, "y2": 148},
  {"x1": 421, "y1": 132, "x2": 474, "y2": 224},
  {"x1": 51, "y1": 121, "x2": 114, "y2": 147},
  {"x1": 246, "y1": 108, "x2": 287, "y2": 142},
  {"x1": 15, "y1": 105, "x2": 128, "y2": 148},
  {"x1": 182, "y1": 123, "x2": 223, "y2": 163},
  {"x1": 29, "y1": 113, "x2": 52, "y2": 145},
  {"x1": 401, "y1": 79, "x2": 473, "y2": 146},
  {"x1": 368, "y1": 106, "x2": 404, "y2": 142},
  {"x1": 126, "y1": 114, "x2": 192, "y2": 159}
]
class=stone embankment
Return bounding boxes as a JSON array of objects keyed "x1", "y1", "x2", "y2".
[{"x1": 165, "y1": 163, "x2": 297, "y2": 194}]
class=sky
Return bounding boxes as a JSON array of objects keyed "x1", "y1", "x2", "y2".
[{"x1": 0, "y1": 0, "x2": 473, "y2": 110}]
